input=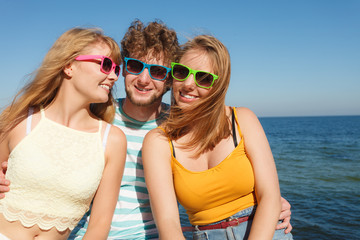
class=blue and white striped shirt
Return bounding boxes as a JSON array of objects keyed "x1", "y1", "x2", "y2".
[{"x1": 69, "y1": 98, "x2": 169, "y2": 240}]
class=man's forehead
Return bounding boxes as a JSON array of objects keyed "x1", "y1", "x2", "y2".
[{"x1": 130, "y1": 51, "x2": 169, "y2": 67}]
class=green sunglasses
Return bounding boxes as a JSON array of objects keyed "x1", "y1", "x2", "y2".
[{"x1": 171, "y1": 62, "x2": 218, "y2": 89}]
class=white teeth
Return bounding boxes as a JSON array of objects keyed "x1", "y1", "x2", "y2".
[
  {"x1": 180, "y1": 92, "x2": 196, "y2": 99},
  {"x1": 99, "y1": 85, "x2": 110, "y2": 90},
  {"x1": 136, "y1": 86, "x2": 150, "y2": 92}
]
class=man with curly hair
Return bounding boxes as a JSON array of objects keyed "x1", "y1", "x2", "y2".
[{"x1": 69, "y1": 19, "x2": 180, "y2": 240}]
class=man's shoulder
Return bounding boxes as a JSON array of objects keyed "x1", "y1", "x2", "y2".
[{"x1": 115, "y1": 98, "x2": 123, "y2": 107}]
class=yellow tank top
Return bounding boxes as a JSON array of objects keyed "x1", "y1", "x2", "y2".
[
  {"x1": 168, "y1": 107, "x2": 256, "y2": 225},
  {"x1": 0, "y1": 107, "x2": 107, "y2": 231}
]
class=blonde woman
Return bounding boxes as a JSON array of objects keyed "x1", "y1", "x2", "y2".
[
  {"x1": 0, "y1": 28, "x2": 126, "y2": 239},
  {"x1": 143, "y1": 35, "x2": 293, "y2": 239}
]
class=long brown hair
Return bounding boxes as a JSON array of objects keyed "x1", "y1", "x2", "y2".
[
  {"x1": 0, "y1": 28, "x2": 121, "y2": 140},
  {"x1": 164, "y1": 35, "x2": 232, "y2": 157}
]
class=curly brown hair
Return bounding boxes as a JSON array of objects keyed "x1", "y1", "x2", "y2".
[{"x1": 121, "y1": 19, "x2": 179, "y2": 67}]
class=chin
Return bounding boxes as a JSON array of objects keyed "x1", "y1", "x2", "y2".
[
  {"x1": 127, "y1": 91, "x2": 162, "y2": 107},
  {"x1": 93, "y1": 95, "x2": 110, "y2": 104},
  {"x1": 130, "y1": 97, "x2": 157, "y2": 107}
]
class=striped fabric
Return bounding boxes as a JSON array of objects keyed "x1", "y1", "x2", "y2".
[{"x1": 69, "y1": 99, "x2": 169, "y2": 240}]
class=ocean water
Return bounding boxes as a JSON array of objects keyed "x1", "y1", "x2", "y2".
[{"x1": 179, "y1": 115, "x2": 360, "y2": 239}]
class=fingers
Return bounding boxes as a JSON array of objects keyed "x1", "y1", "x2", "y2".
[
  {"x1": 0, "y1": 179, "x2": 10, "y2": 199},
  {"x1": 0, "y1": 177, "x2": 10, "y2": 185},
  {"x1": 276, "y1": 210, "x2": 292, "y2": 233},
  {"x1": 278, "y1": 197, "x2": 292, "y2": 233},
  {"x1": 1, "y1": 161, "x2": 8, "y2": 177},
  {"x1": 276, "y1": 218, "x2": 293, "y2": 233},
  {"x1": 281, "y1": 197, "x2": 291, "y2": 210},
  {"x1": 284, "y1": 223, "x2": 293, "y2": 234},
  {"x1": 1, "y1": 161, "x2": 7, "y2": 171},
  {"x1": 276, "y1": 215, "x2": 290, "y2": 229},
  {"x1": 279, "y1": 209, "x2": 291, "y2": 220},
  {"x1": 0, "y1": 161, "x2": 10, "y2": 199}
]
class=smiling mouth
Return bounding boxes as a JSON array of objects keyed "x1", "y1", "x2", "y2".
[
  {"x1": 180, "y1": 91, "x2": 197, "y2": 99},
  {"x1": 135, "y1": 86, "x2": 151, "y2": 92},
  {"x1": 99, "y1": 84, "x2": 110, "y2": 91}
]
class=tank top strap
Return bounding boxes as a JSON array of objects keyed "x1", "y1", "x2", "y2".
[
  {"x1": 102, "y1": 123, "x2": 111, "y2": 150},
  {"x1": 26, "y1": 107, "x2": 34, "y2": 135},
  {"x1": 98, "y1": 119, "x2": 103, "y2": 132},
  {"x1": 157, "y1": 127, "x2": 175, "y2": 158},
  {"x1": 232, "y1": 107, "x2": 243, "y2": 137},
  {"x1": 39, "y1": 105, "x2": 45, "y2": 118}
]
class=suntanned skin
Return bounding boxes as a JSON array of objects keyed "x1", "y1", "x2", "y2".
[
  {"x1": 0, "y1": 39, "x2": 293, "y2": 238},
  {"x1": 143, "y1": 48, "x2": 288, "y2": 239},
  {"x1": 0, "y1": 43, "x2": 127, "y2": 240}
]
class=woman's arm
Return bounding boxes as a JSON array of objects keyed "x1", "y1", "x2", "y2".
[
  {"x1": 143, "y1": 129, "x2": 185, "y2": 240},
  {"x1": 236, "y1": 107, "x2": 281, "y2": 240},
  {"x1": 82, "y1": 126, "x2": 127, "y2": 240}
]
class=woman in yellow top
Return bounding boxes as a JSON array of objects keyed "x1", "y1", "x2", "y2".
[
  {"x1": 0, "y1": 28, "x2": 126, "y2": 239},
  {"x1": 143, "y1": 35, "x2": 293, "y2": 239}
]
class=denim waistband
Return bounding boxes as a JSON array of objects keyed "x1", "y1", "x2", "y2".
[{"x1": 195, "y1": 205, "x2": 256, "y2": 228}]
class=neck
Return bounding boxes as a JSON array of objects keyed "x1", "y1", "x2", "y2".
[
  {"x1": 122, "y1": 97, "x2": 164, "y2": 122},
  {"x1": 45, "y1": 86, "x2": 95, "y2": 128},
  {"x1": 45, "y1": 99, "x2": 94, "y2": 128}
]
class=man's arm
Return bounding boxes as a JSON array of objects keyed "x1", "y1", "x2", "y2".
[
  {"x1": 0, "y1": 162, "x2": 10, "y2": 199},
  {"x1": 278, "y1": 197, "x2": 293, "y2": 233},
  {"x1": 0, "y1": 142, "x2": 10, "y2": 199}
]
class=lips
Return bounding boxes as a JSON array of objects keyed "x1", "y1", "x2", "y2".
[
  {"x1": 180, "y1": 91, "x2": 197, "y2": 99},
  {"x1": 99, "y1": 84, "x2": 110, "y2": 90},
  {"x1": 99, "y1": 84, "x2": 112, "y2": 93},
  {"x1": 135, "y1": 85, "x2": 152, "y2": 93}
]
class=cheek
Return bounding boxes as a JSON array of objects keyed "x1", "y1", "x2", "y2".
[
  {"x1": 153, "y1": 81, "x2": 166, "y2": 92},
  {"x1": 172, "y1": 80, "x2": 181, "y2": 93},
  {"x1": 198, "y1": 88, "x2": 211, "y2": 97},
  {"x1": 124, "y1": 75, "x2": 134, "y2": 86}
]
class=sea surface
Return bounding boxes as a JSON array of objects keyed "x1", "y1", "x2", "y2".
[{"x1": 179, "y1": 115, "x2": 360, "y2": 239}]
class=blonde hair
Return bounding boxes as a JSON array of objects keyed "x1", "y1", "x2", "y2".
[
  {"x1": 0, "y1": 28, "x2": 121, "y2": 139},
  {"x1": 164, "y1": 35, "x2": 232, "y2": 157}
]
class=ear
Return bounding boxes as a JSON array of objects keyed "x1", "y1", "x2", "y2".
[{"x1": 63, "y1": 63, "x2": 73, "y2": 78}]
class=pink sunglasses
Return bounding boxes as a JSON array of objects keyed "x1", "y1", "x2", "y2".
[{"x1": 75, "y1": 55, "x2": 121, "y2": 76}]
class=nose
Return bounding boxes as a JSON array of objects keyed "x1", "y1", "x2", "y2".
[
  {"x1": 183, "y1": 74, "x2": 196, "y2": 89},
  {"x1": 108, "y1": 68, "x2": 119, "y2": 82},
  {"x1": 137, "y1": 67, "x2": 152, "y2": 85}
]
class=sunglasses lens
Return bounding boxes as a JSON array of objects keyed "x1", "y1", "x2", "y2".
[
  {"x1": 127, "y1": 59, "x2": 144, "y2": 74},
  {"x1": 150, "y1": 66, "x2": 168, "y2": 80},
  {"x1": 196, "y1": 72, "x2": 214, "y2": 88},
  {"x1": 102, "y1": 57, "x2": 113, "y2": 73},
  {"x1": 172, "y1": 65, "x2": 189, "y2": 80},
  {"x1": 115, "y1": 66, "x2": 120, "y2": 76}
]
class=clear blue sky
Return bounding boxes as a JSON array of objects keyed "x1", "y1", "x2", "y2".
[{"x1": 1, "y1": 0, "x2": 359, "y2": 117}]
